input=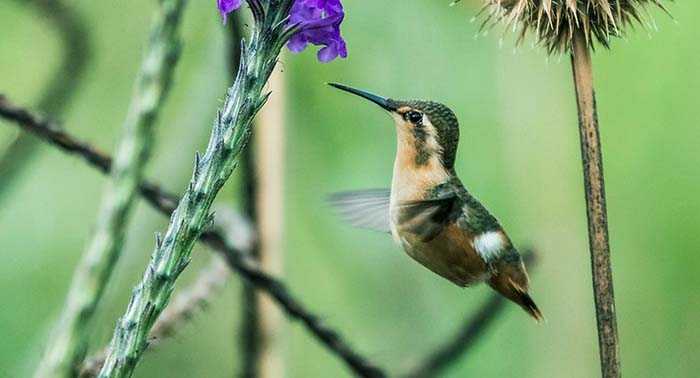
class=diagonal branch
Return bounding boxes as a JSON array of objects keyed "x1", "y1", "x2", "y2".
[
  {"x1": 0, "y1": 96, "x2": 178, "y2": 212},
  {"x1": 0, "y1": 96, "x2": 384, "y2": 378},
  {"x1": 405, "y1": 296, "x2": 506, "y2": 378}
]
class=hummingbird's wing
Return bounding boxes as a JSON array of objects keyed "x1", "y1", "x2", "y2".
[
  {"x1": 328, "y1": 189, "x2": 391, "y2": 233},
  {"x1": 397, "y1": 192, "x2": 461, "y2": 242}
]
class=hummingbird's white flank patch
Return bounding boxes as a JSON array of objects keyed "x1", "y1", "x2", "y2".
[{"x1": 473, "y1": 231, "x2": 505, "y2": 262}]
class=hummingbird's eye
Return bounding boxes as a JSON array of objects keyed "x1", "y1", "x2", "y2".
[{"x1": 405, "y1": 111, "x2": 423, "y2": 124}]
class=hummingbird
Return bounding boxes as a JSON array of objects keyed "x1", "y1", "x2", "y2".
[{"x1": 328, "y1": 83, "x2": 542, "y2": 321}]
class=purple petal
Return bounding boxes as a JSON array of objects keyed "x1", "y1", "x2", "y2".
[
  {"x1": 286, "y1": 0, "x2": 348, "y2": 62},
  {"x1": 317, "y1": 45, "x2": 338, "y2": 63},
  {"x1": 287, "y1": 34, "x2": 309, "y2": 53},
  {"x1": 335, "y1": 39, "x2": 347, "y2": 58},
  {"x1": 299, "y1": 13, "x2": 343, "y2": 31},
  {"x1": 217, "y1": 0, "x2": 242, "y2": 24}
]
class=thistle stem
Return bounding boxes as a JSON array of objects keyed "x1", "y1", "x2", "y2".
[
  {"x1": 0, "y1": 96, "x2": 385, "y2": 377},
  {"x1": 34, "y1": 1, "x2": 186, "y2": 377},
  {"x1": 570, "y1": 29, "x2": 621, "y2": 378}
]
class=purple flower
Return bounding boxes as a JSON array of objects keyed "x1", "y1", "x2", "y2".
[
  {"x1": 217, "y1": 0, "x2": 242, "y2": 23},
  {"x1": 216, "y1": 0, "x2": 348, "y2": 62},
  {"x1": 287, "y1": 0, "x2": 347, "y2": 63}
]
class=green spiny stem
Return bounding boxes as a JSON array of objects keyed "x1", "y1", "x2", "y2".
[
  {"x1": 228, "y1": 12, "x2": 264, "y2": 377},
  {"x1": 34, "y1": 1, "x2": 186, "y2": 377},
  {"x1": 80, "y1": 255, "x2": 230, "y2": 378},
  {"x1": 80, "y1": 206, "x2": 254, "y2": 378},
  {"x1": 80, "y1": 207, "x2": 256, "y2": 378},
  {"x1": 96, "y1": 3, "x2": 290, "y2": 377},
  {"x1": 79, "y1": 256, "x2": 230, "y2": 378}
]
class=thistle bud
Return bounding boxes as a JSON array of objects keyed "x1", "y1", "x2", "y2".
[{"x1": 480, "y1": 0, "x2": 669, "y2": 53}]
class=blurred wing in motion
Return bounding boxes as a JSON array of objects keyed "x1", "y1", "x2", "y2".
[
  {"x1": 328, "y1": 189, "x2": 391, "y2": 233},
  {"x1": 397, "y1": 193, "x2": 460, "y2": 242}
]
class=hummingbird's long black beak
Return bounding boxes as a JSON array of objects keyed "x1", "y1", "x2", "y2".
[{"x1": 328, "y1": 83, "x2": 398, "y2": 112}]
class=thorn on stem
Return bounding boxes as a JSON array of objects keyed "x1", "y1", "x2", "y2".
[
  {"x1": 155, "y1": 233, "x2": 163, "y2": 249},
  {"x1": 193, "y1": 152, "x2": 201, "y2": 177}
]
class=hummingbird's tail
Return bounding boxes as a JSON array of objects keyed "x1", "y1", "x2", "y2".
[
  {"x1": 489, "y1": 275, "x2": 544, "y2": 323},
  {"x1": 514, "y1": 289, "x2": 544, "y2": 323}
]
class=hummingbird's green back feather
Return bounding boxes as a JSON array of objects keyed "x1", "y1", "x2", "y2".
[{"x1": 427, "y1": 177, "x2": 502, "y2": 235}]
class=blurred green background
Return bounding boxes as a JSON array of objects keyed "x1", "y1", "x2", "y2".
[{"x1": 1, "y1": 1, "x2": 698, "y2": 377}]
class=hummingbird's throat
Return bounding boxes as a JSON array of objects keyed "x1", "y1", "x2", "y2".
[
  {"x1": 393, "y1": 116, "x2": 443, "y2": 169},
  {"x1": 392, "y1": 127, "x2": 450, "y2": 202}
]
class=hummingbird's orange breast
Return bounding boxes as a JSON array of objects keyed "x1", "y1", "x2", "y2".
[{"x1": 397, "y1": 222, "x2": 490, "y2": 287}]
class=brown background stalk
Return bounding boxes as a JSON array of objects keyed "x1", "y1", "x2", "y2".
[
  {"x1": 250, "y1": 69, "x2": 287, "y2": 378},
  {"x1": 570, "y1": 29, "x2": 620, "y2": 378},
  {"x1": 238, "y1": 132, "x2": 262, "y2": 378},
  {"x1": 230, "y1": 17, "x2": 286, "y2": 378},
  {"x1": 228, "y1": 17, "x2": 262, "y2": 377}
]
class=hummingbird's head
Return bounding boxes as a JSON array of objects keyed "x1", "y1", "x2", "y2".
[{"x1": 329, "y1": 83, "x2": 460, "y2": 169}]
